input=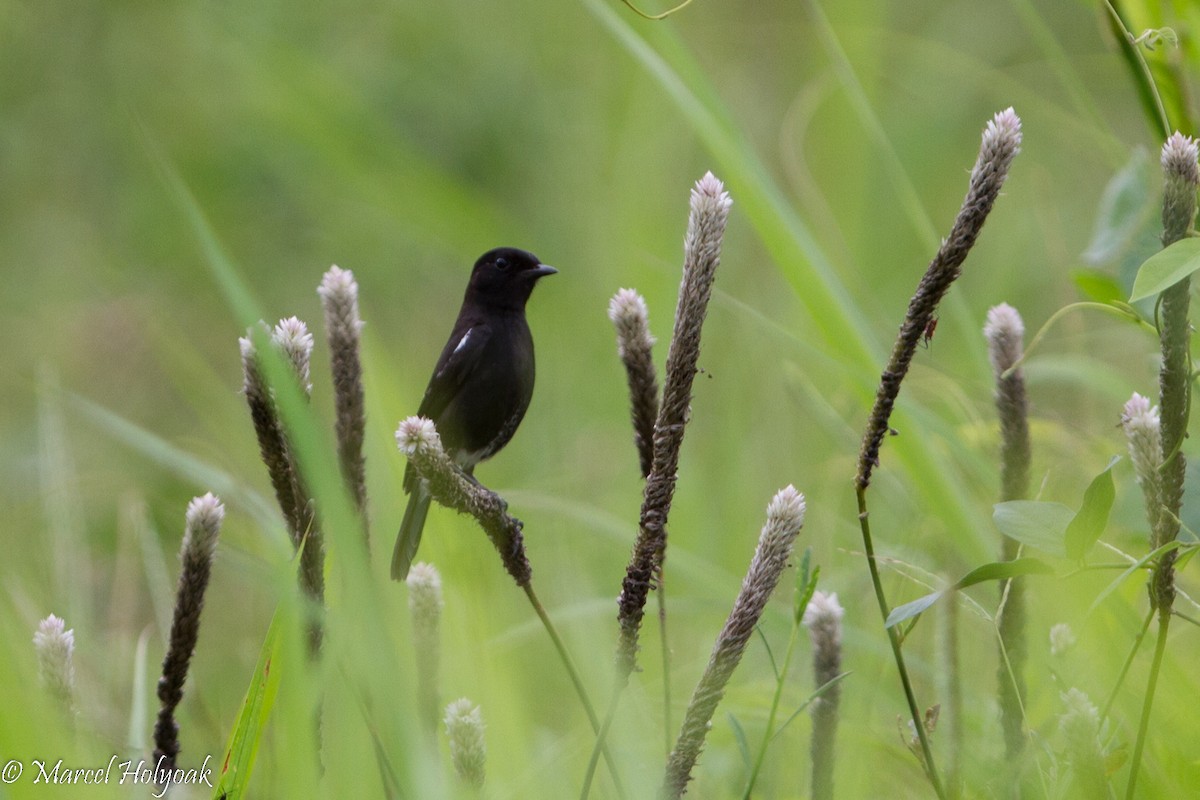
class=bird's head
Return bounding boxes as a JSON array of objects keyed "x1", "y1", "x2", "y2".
[{"x1": 466, "y1": 247, "x2": 557, "y2": 310}]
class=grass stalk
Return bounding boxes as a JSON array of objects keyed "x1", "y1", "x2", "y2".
[
  {"x1": 857, "y1": 489, "x2": 947, "y2": 799},
  {"x1": 522, "y1": 585, "x2": 626, "y2": 800},
  {"x1": 741, "y1": 615, "x2": 800, "y2": 799},
  {"x1": 1124, "y1": 611, "x2": 1171, "y2": 799}
]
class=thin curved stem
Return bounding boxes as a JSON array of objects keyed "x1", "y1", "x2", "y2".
[
  {"x1": 741, "y1": 618, "x2": 800, "y2": 799},
  {"x1": 620, "y1": 0, "x2": 696, "y2": 20},
  {"x1": 523, "y1": 585, "x2": 627, "y2": 800},
  {"x1": 1000, "y1": 302, "x2": 1150, "y2": 379},
  {"x1": 1103, "y1": 0, "x2": 1172, "y2": 139},
  {"x1": 856, "y1": 489, "x2": 947, "y2": 799},
  {"x1": 580, "y1": 677, "x2": 625, "y2": 800},
  {"x1": 1125, "y1": 611, "x2": 1171, "y2": 799},
  {"x1": 1101, "y1": 607, "x2": 1154, "y2": 723}
]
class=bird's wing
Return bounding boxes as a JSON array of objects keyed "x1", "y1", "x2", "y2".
[{"x1": 416, "y1": 322, "x2": 493, "y2": 423}]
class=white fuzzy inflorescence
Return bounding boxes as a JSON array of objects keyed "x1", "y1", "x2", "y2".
[
  {"x1": 1049, "y1": 623, "x2": 1076, "y2": 658},
  {"x1": 444, "y1": 698, "x2": 486, "y2": 788},
  {"x1": 34, "y1": 614, "x2": 76, "y2": 704},
  {"x1": 395, "y1": 416, "x2": 441, "y2": 457},
  {"x1": 272, "y1": 317, "x2": 314, "y2": 393},
  {"x1": 1122, "y1": 393, "x2": 1163, "y2": 489},
  {"x1": 184, "y1": 493, "x2": 225, "y2": 558},
  {"x1": 609, "y1": 289, "x2": 655, "y2": 354},
  {"x1": 765, "y1": 485, "x2": 807, "y2": 542},
  {"x1": 983, "y1": 303, "x2": 1025, "y2": 375},
  {"x1": 1162, "y1": 132, "x2": 1200, "y2": 186}
]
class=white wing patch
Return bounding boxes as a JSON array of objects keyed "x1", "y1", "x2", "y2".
[{"x1": 452, "y1": 328, "x2": 473, "y2": 356}]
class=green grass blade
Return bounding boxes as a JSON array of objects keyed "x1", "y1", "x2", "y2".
[
  {"x1": 585, "y1": 0, "x2": 878, "y2": 370},
  {"x1": 211, "y1": 607, "x2": 285, "y2": 800},
  {"x1": 70, "y1": 394, "x2": 284, "y2": 536},
  {"x1": 138, "y1": 125, "x2": 264, "y2": 329},
  {"x1": 127, "y1": 625, "x2": 152, "y2": 755}
]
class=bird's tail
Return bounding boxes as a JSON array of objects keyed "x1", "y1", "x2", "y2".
[{"x1": 392, "y1": 488, "x2": 431, "y2": 581}]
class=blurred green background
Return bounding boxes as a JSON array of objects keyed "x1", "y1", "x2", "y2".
[{"x1": 2, "y1": 0, "x2": 1198, "y2": 796}]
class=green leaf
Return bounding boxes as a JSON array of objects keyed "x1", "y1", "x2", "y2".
[
  {"x1": 951, "y1": 558, "x2": 1055, "y2": 589},
  {"x1": 993, "y1": 500, "x2": 1075, "y2": 557},
  {"x1": 1129, "y1": 238, "x2": 1200, "y2": 301},
  {"x1": 1088, "y1": 540, "x2": 1184, "y2": 615},
  {"x1": 793, "y1": 554, "x2": 819, "y2": 626},
  {"x1": 1072, "y1": 269, "x2": 1125, "y2": 305},
  {"x1": 771, "y1": 672, "x2": 852, "y2": 740},
  {"x1": 885, "y1": 592, "x2": 944, "y2": 628},
  {"x1": 1064, "y1": 457, "x2": 1119, "y2": 560},
  {"x1": 1082, "y1": 148, "x2": 1153, "y2": 265},
  {"x1": 211, "y1": 609, "x2": 284, "y2": 800},
  {"x1": 885, "y1": 558, "x2": 1053, "y2": 628},
  {"x1": 127, "y1": 627, "x2": 152, "y2": 754}
]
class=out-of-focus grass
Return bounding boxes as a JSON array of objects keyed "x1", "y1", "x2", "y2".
[{"x1": 3, "y1": 0, "x2": 1199, "y2": 796}]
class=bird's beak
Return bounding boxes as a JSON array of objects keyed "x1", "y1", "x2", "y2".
[{"x1": 528, "y1": 264, "x2": 558, "y2": 279}]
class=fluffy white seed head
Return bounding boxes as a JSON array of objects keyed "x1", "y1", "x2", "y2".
[
  {"x1": 183, "y1": 493, "x2": 225, "y2": 558},
  {"x1": 983, "y1": 303, "x2": 1025, "y2": 375},
  {"x1": 444, "y1": 698, "x2": 486, "y2": 788},
  {"x1": 981, "y1": 107, "x2": 1023, "y2": 161},
  {"x1": 765, "y1": 485, "x2": 806, "y2": 538},
  {"x1": 272, "y1": 317, "x2": 314, "y2": 392},
  {"x1": 395, "y1": 416, "x2": 441, "y2": 457},
  {"x1": 609, "y1": 288, "x2": 655, "y2": 353},
  {"x1": 407, "y1": 562, "x2": 444, "y2": 618},
  {"x1": 34, "y1": 614, "x2": 76, "y2": 700},
  {"x1": 1162, "y1": 132, "x2": 1200, "y2": 187},
  {"x1": 1049, "y1": 622, "x2": 1076, "y2": 658},
  {"x1": 690, "y1": 171, "x2": 733, "y2": 218},
  {"x1": 1122, "y1": 392, "x2": 1163, "y2": 488},
  {"x1": 803, "y1": 590, "x2": 845, "y2": 630}
]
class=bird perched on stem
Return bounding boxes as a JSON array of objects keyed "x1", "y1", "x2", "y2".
[{"x1": 392, "y1": 247, "x2": 557, "y2": 580}]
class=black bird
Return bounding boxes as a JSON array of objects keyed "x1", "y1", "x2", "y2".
[{"x1": 392, "y1": 247, "x2": 557, "y2": 580}]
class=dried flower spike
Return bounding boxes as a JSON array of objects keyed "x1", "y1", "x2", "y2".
[
  {"x1": 272, "y1": 316, "x2": 314, "y2": 396},
  {"x1": 609, "y1": 288, "x2": 659, "y2": 478},
  {"x1": 154, "y1": 493, "x2": 224, "y2": 778},
  {"x1": 985, "y1": 302, "x2": 1031, "y2": 762},
  {"x1": 618, "y1": 171, "x2": 731, "y2": 677},
  {"x1": 396, "y1": 417, "x2": 531, "y2": 586},
  {"x1": 1161, "y1": 132, "x2": 1200, "y2": 246},
  {"x1": 240, "y1": 331, "x2": 308, "y2": 547},
  {"x1": 1049, "y1": 623, "x2": 1076, "y2": 658},
  {"x1": 1152, "y1": 132, "x2": 1198, "y2": 615},
  {"x1": 1122, "y1": 393, "x2": 1164, "y2": 547},
  {"x1": 34, "y1": 614, "x2": 76, "y2": 715},
  {"x1": 804, "y1": 591, "x2": 844, "y2": 800},
  {"x1": 445, "y1": 698, "x2": 486, "y2": 788},
  {"x1": 1058, "y1": 689, "x2": 1108, "y2": 798},
  {"x1": 319, "y1": 266, "x2": 369, "y2": 533},
  {"x1": 663, "y1": 486, "x2": 805, "y2": 799},
  {"x1": 857, "y1": 109, "x2": 1022, "y2": 490},
  {"x1": 408, "y1": 562, "x2": 444, "y2": 736}
]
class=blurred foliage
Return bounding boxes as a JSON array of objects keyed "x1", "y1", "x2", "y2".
[{"x1": 2, "y1": 0, "x2": 1199, "y2": 797}]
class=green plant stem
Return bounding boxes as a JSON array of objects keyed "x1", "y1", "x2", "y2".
[
  {"x1": 1173, "y1": 609, "x2": 1200, "y2": 628},
  {"x1": 1125, "y1": 611, "x2": 1171, "y2": 799},
  {"x1": 620, "y1": 0, "x2": 695, "y2": 20},
  {"x1": 522, "y1": 585, "x2": 627, "y2": 800},
  {"x1": 741, "y1": 617, "x2": 800, "y2": 799},
  {"x1": 1101, "y1": 607, "x2": 1154, "y2": 723},
  {"x1": 1103, "y1": 0, "x2": 1173, "y2": 139},
  {"x1": 856, "y1": 488, "x2": 946, "y2": 799},
  {"x1": 1000, "y1": 302, "x2": 1151, "y2": 379},
  {"x1": 580, "y1": 677, "x2": 625, "y2": 800}
]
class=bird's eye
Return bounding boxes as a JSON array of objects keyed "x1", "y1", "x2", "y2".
[{"x1": 495, "y1": 257, "x2": 510, "y2": 271}]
